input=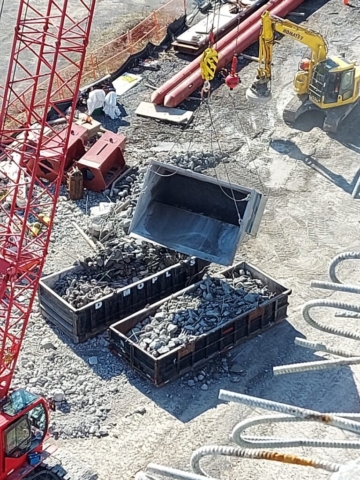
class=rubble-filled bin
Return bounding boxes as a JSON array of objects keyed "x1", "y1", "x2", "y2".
[
  {"x1": 39, "y1": 257, "x2": 209, "y2": 343},
  {"x1": 109, "y1": 262, "x2": 291, "y2": 386}
]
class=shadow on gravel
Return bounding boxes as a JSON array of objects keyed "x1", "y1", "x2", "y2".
[
  {"x1": 92, "y1": 107, "x2": 130, "y2": 132},
  {"x1": 49, "y1": 314, "x2": 359, "y2": 422},
  {"x1": 328, "y1": 104, "x2": 360, "y2": 155},
  {"x1": 217, "y1": 324, "x2": 360, "y2": 417},
  {"x1": 250, "y1": 358, "x2": 360, "y2": 417},
  {"x1": 270, "y1": 138, "x2": 360, "y2": 195},
  {"x1": 283, "y1": 104, "x2": 360, "y2": 158}
]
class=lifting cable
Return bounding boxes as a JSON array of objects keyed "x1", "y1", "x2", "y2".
[
  {"x1": 149, "y1": 99, "x2": 208, "y2": 181},
  {"x1": 204, "y1": 99, "x2": 245, "y2": 226}
]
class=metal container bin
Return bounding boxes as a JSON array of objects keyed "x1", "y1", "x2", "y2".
[
  {"x1": 38, "y1": 257, "x2": 209, "y2": 343},
  {"x1": 129, "y1": 160, "x2": 266, "y2": 266},
  {"x1": 109, "y1": 262, "x2": 291, "y2": 386}
]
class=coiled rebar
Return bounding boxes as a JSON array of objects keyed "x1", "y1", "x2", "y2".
[
  {"x1": 191, "y1": 445, "x2": 341, "y2": 477},
  {"x1": 137, "y1": 389, "x2": 360, "y2": 479},
  {"x1": 219, "y1": 390, "x2": 360, "y2": 436},
  {"x1": 275, "y1": 251, "x2": 360, "y2": 375},
  {"x1": 231, "y1": 414, "x2": 360, "y2": 450},
  {"x1": 302, "y1": 299, "x2": 360, "y2": 341},
  {"x1": 328, "y1": 252, "x2": 360, "y2": 285}
]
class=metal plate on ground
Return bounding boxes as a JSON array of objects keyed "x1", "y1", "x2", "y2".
[{"x1": 135, "y1": 102, "x2": 193, "y2": 125}]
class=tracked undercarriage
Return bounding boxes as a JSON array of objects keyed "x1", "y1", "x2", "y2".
[
  {"x1": 23, "y1": 447, "x2": 97, "y2": 480},
  {"x1": 283, "y1": 94, "x2": 359, "y2": 133}
]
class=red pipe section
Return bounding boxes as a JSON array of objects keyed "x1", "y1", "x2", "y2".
[
  {"x1": 164, "y1": 0, "x2": 306, "y2": 107},
  {"x1": 153, "y1": 0, "x2": 305, "y2": 108},
  {"x1": 151, "y1": 0, "x2": 276, "y2": 105}
]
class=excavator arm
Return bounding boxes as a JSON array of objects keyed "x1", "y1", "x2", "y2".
[{"x1": 247, "y1": 11, "x2": 328, "y2": 102}]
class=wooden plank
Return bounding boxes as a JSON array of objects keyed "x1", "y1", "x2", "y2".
[
  {"x1": 135, "y1": 102, "x2": 193, "y2": 125},
  {"x1": 112, "y1": 73, "x2": 142, "y2": 96}
]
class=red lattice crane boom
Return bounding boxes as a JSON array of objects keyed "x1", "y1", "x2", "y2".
[{"x1": 0, "y1": 1, "x2": 96, "y2": 478}]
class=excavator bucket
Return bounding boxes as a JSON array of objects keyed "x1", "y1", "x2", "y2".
[{"x1": 129, "y1": 161, "x2": 266, "y2": 266}]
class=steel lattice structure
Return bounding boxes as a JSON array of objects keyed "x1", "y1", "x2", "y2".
[{"x1": 0, "y1": 0, "x2": 96, "y2": 397}]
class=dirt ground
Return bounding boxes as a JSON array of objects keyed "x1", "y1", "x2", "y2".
[{"x1": 4, "y1": 0, "x2": 360, "y2": 478}]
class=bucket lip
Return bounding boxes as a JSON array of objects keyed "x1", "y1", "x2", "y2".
[
  {"x1": 130, "y1": 231, "x2": 237, "y2": 266},
  {"x1": 147, "y1": 159, "x2": 261, "y2": 195}
]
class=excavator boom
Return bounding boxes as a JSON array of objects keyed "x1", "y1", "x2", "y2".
[
  {"x1": 247, "y1": 11, "x2": 328, "y2": 102},
  {"x1": 246, "y1": 10, "x2": 360, "y2": 133},
  {"x1": 256, "y1": 11, "x2": 328, "y2": 82}
]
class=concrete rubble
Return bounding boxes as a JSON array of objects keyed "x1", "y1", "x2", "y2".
[
  {"x1": 127, "y1": 269, "x2": 276, "y2": 357},
  {"x1": 51, "y1": 149, "x2": 225, "y2": 309},
  {"x1": 53, "y1": 239, "x2": 185, "y2": 309}
]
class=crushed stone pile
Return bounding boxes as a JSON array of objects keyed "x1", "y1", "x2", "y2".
[
  {"x1": 53, "y1": 239, "x2": 186, "y2": 308},
  {"x1": 127, "y1": 268, "x2": 277, "y2": 357}
]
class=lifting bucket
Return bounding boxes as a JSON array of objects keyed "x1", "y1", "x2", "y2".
[{"x1": 129, "y1": 160, "x2": 266, "y2": 266}]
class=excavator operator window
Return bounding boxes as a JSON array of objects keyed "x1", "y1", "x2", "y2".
[
  {"x1": 324, "y1": 73, "x2": 342, "y2": 104},
  {"x1": 340, "y1": 69, "x2": 355, "y2": 101},
  {"x1": 5, "y1": 416, "x2": 31, "y2": 458}
]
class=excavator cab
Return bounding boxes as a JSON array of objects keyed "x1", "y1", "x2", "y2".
[
  {"x1": 0, "y1": 389, "x2": 50, "y2": 479},
  {"x1": 284, "y1": 56, "x2": 360, "y2": 133},
  {"x1": 309, "y1": 57, "x2": 358, "y2": 108}
]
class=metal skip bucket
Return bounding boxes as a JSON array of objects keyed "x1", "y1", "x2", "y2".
[{"x1": 129, "y1": 160, "x2": 266, "y2": 266}]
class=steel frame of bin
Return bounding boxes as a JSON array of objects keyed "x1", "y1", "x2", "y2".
[
  {"x1": 38, "y1": 257, "x2": 209, "y2": 343},
  {"x1": 109, "y1": 262, "x2": 292, "y2": 386}
]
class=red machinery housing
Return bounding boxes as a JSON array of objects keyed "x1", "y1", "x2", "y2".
[
  {"x1": 77, "y1": 131, "x2": 126, "y2": 191},
  {"x1": 0, "y1": 0, "x2": 96, "y2": 478},
  {"x1": 26, "y1": 125, "x2": 87, "y2": 182}
]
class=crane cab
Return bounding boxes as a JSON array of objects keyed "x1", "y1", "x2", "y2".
[
  {"x1": 309, "y1": 56, "x2": 359, "y2": 108},
  {"x1": 0, "y1": 389, "x2": 50, "y2": 480}
]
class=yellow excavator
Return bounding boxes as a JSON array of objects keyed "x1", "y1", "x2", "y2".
[{"x1": 246, "y1": 11, "x2": 360, "y2": 133}]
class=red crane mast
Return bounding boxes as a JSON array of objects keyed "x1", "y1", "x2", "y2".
[{"x1": 0, "y1": 1, "x2": 96, "y2": 477}]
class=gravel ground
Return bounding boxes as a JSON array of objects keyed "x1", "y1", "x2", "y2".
[{"x1": 5, "y1": 0, "x2": 360, "y2": 478}]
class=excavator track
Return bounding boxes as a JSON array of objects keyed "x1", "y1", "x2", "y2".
[
  {"x1": 283, "y1": 94, "x2": 313, "y2": 125},
  {"x1": 25, "y1": 468, "x2": 64, "y2": 480},
  {"x1": 322, "y1": 101, "x2": 359, "y2": 133},
  {"x1": 24, "y1": 447, "x2": 98, "y2": 480}
]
